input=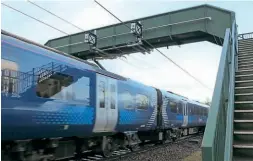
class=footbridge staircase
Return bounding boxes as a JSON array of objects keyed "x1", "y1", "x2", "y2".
[{"x1": 202, "y1": 30, "x2": 253, "y2": 161}]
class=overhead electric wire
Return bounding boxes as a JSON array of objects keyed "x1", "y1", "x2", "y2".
[
  {"x1": 1, "y1": 2, "x2": 68, "y2": 35},
  {"x1": 26, "y1": 0, "x2": 84, "y2": 31},
  {"x1": 24, "y1": 0, "x2": 156, "y2": 69},
  {"x1": 2, "y1": 1, "x2": 140, "y2": 69},
  {"x1": 3, "y1": 0, "x2": 212, "y2": 91},
  {"x1": 94, "y1": 0, "x2": 212, "y2": 91}
]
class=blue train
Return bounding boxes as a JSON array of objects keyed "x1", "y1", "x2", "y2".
[{"x1": 1, "y1": 30, "x2": 209, "y2": 160}]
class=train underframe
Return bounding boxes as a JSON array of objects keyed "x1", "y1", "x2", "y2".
[{"x1": 1, "y1": 126, "x2": 205, "y2": 161}]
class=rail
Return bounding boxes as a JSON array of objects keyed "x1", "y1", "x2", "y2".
[
  {"x1": 201, "y1": 20, "x2": 237, "y2": 161},
  {"x1": 238, "y1": 32, "x2": 253, "y2": 40}
]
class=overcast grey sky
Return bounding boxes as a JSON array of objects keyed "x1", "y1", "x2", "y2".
[{"x1": 2, "y1": 0, "x2": 253, "y2": 102}]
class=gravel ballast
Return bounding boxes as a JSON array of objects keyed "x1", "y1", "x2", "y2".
[{"x1": 120, "y1": 136, "x2": 203, "y2": 161}]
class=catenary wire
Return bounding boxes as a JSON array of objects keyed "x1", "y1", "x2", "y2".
[
  {"x1": 1, "y1": 2, "x2": 68, "y2": 35},
  {"x1": 24, "y1": 0, "x2": 156, "y2": 69},
  {"x1": 94, "y1": 0, "x2": 212, "y2": 91}
]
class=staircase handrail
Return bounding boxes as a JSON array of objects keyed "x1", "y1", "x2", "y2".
[
  {"x1": 202, "y1": 19, "x2": 237, "y2": 161},
  {"x1": 224, "y1": 19, "x2": 237, "y2": 161}
]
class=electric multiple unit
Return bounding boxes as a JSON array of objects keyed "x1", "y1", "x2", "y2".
[{"x1": 1, "y1": 30, "x2": 209, "y2": 160}]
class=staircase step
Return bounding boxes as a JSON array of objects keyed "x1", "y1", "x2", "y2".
[
  {"x1": 235, "y1": 93, "x2": 253, "y2": 101},
  {"x1": 239, "y1": 51, "x2": 253, "y2": 55},
  {"x1": 238, "y1": 57, "x2": 253, "y2": 63},
  {"x1": 234, "y1": 130, "x2": 253, "y2": 134},
  {"x1": 239, "y1": 38, "x2": 253, "y2": 43},
  {"x1": 235, "y1": 109, "x2": 253, "y2": 112},
  {"x1": 239, "y1": 43, "x2": 253, "y2": 46},
  {"x1": 238, "y1": 64, "x2": 253, "y2": 70},
  {"x1": 239, "y1": 40, "x2": 253, "y2": 45},
  {"x1": 239, "y1": 47, "x2": 253, "y2": 52},
  {"x1": 234, "y1": 121, "x2": 253, "y2": 131},
  {"x1": 234, "y1": 132, "x2": 253, "y2": 149},
  {"x1": 233, "y1": 156, "x2": 253, "y2": 161},
  {"x1": 238, "y1": 56, "x2": 253, "y2": 62},
  {"x1": 236, "y1": 69, "x2": 253, "y2": 75},
  {"x1": 239, "y1": 41, "x2": 253, "y2": 45},
  {"x1": 239, "y1": 45, "x2": 253, "y2": 49},
  {"x1": 239, "y1": 51, "x2": 253, "y2": 56},
  {"x1": 238, "y1": 54, "x2": 253, "y2": 60},
  {"x1": 234, "y1": 120, "x2": 253, "y2": 123},
  {"x1": 239, "y1": 62, "x2": 253, "y2": 67},
  {"x1": 234, "y1": 110, "x2": 253, "y2": 119},
  {"x1": 238, "y1": 60, "x2": 253, "y2": 66},
  {"x1": 238, "y1": 67, "x2": 253, "y2": 72},
  {"x1": 236, "y1": 80, "x2": 253, "y2": 87},
  {"x1": 235, "y1": 102, "x2": 253, "y2": 110},
  {"x1": 233, "y1": 143, "x2": 253, "y2": 158},
  {"x1": 235, "y1": 86, "x2": 253, "y2": 94},
  {"x1": 234, "y1": 143, "x2": 253, "y2": 149},
  {"x1": 236, "y1": 74, "x2": 253, "y2": 81}
]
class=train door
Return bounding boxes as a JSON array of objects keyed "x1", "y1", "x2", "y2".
[
  {"x1": 93, "y1": 74, "x2": 118, "y2": 132},
  {"x1": 182, "y1": 102, "x2": 188, "y2": 127},
  {"x1": 104, "y1": 79, "x2": 118, "y2": 131}
]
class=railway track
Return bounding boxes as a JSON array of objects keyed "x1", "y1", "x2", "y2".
[{"x1": 63, "y1": 133, "x2": 203, "y2": 161}]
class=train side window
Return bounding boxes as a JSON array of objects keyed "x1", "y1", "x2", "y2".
[
  {"x1": 136, "y1": 94, "x2": 149, "y2": 110},
  {"x1": 99, "y1": 81, "x2": 106, "y2": 108},
  {"x1": 110, "y1": 84, "x2": 116, "y2": 109},
  {"x1": 36, "y1": 72, "x2": 74, "y2": 100},
  {"x1": 202, "y1": 107, "x2": 205, "y2": 116},
  {"x1": 191, "y1": 105, "x2": 194, "y2": 115},
  {"x1": 197, "y1": 106, "x2": 201, "y2": 115},
  {"x1": 71, "y1": 76, "x2": 90, "y2": 106},
  {"x1": 170, "y1": 101, "x2": 177, "y2": 113},
  {"x1": 195, "y1": 106, "x2": 198, "y2": 115},
  {"x1": 205, "y1": 108, "x2": 208, "y2": 116},
  {"x1": 194, "y1": 106, "x2": 197, "y2": 115},
  {"x1": 122, "y1": 91, "x2": 134, "y2": 109},
  {"x1": 188, "y1": 104, "x2": 192, "y2": 114},
  {"x1": 178, "y1": 102, "x2": 183, "y2": 114}
]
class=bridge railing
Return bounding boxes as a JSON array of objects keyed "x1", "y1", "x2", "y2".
[{"x1": 201, "y1": 20, "x2": 237, "y2": 161}]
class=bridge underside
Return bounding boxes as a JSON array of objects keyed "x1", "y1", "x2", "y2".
[{"x1": 45, "y1": 4, "x2": 235, "y2": 60}]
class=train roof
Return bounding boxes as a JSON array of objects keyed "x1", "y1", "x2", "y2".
[
  {"x1": 1, "y1": 30, "x2": 211, "y2": 108},
  {"x1": 161, "y1": 89, "x2": 209, "y2": 108}
]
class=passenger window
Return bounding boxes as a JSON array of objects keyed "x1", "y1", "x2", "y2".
[
  {"x1": 122, "y1": 91, "x2": 134, "y2": 109},
  {"x1": 188, "y1": 104, "x2": 192, "y2": 114},
  {"x1": 136, "y1": 94, "x2": 149, "y2": 110},
  {"x1": 99, "y1": 81, "x2": 105, "y2": 108},
  {"x1": 192, "y1": 105, "x2": 196, "y2": 115},
  {"x1": 170, "y1": 101, "x2": 177, "y2": 113},
  {"x1": 110, "y1": 84, "x2": 116, "y2": 109},
  {"x1": 197, "y1": 106, "x2": 200, "y2": 115},
  {"x1": 205, "y1": 108, "x2": 209, "y2": 116},
  {"x1": 196, "y1": 106, "x2": 199, "y2": 115},
  {"x1": 178, "y1": 102, "x2": 183, "y2": 114},
  {"x1": 42, "y1": 74, "x2": 91, "y2": 106},
  {"x1": 72, "y1": 77, "x2": 90, "y2": 105}
]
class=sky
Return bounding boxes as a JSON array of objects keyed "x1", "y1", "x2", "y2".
[{"x1": 1, "y1": 0, "x2": 253, "y2": 102}]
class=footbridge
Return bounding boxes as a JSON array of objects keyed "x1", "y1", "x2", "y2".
[
  {"x1": 45, "y1": 4, "x2": 253, "y2": 161},
  {"x1": 45, "y1": 4, "x2": 235, "y2": 60}
]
